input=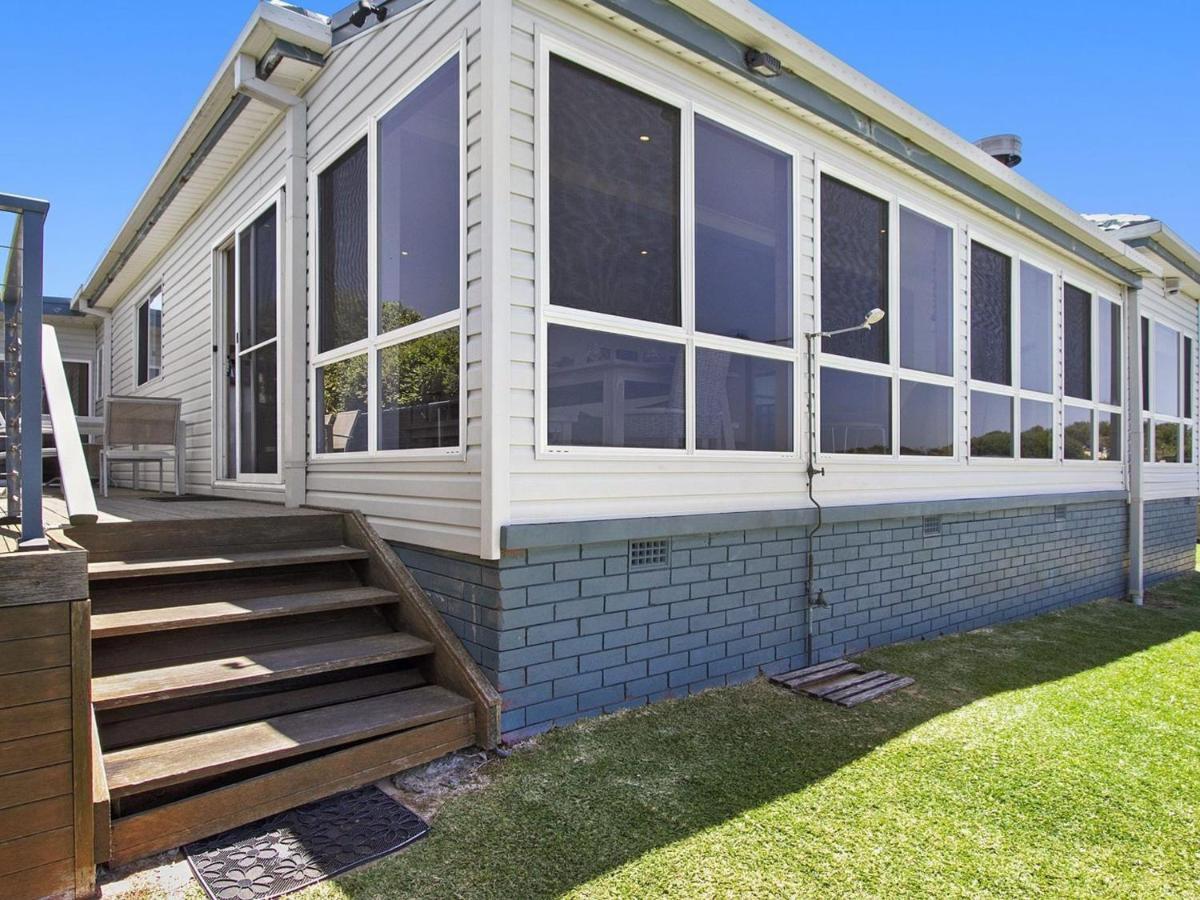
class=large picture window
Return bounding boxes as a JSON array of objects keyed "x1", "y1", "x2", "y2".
[
  {"x1": 544, "y1": 51, "x2": 794, "y2": 455},
  {"x1": 314, "y1": 53, "x2": 462, "y2": 456},
  {"x1": 1143, "y1": 317, "x2": 1193, "y2": 463},
  {"x1": 819, "y1": 174, "x2": 953, "y2": 458}
]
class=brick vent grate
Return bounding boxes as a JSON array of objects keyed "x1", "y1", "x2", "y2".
[{"x1": 628, "y1": 538, "x2": 669, "y2": 569}]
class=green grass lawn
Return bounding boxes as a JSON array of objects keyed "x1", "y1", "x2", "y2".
[{"x1": 298, "y1": 567, "x2": 1200, "y2": 899}]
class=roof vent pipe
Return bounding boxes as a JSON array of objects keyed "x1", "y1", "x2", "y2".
[{"x1": 974, "y1": 133, "x2": 1022, "y2": 168}]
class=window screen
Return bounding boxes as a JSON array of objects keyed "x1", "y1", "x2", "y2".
[
  {"x1": 695, "y1": 117, "x2": 792, "y2": 346},
  {"x1": 1020, "y1": 262, "x2": 1053, "y2": 393},
  {"x1": 549, "y1": 56, "x2": 680, "y2": 326},
  {"x1": 318, "y1": 139, "x2": 369, "y2": 353},
  {"x1": 820, "y1": 175, "x2": 888, "y2": 363},
  {"x1": 970, "y1": 241, "x2": 1011, "y2": 385},
  {"x1": 899, "y1": 208, "x2": 952, "y2": 376},
  {"x1": 378, "y1": 57, "x2": 460, "y2": 333},
  {"x1": 239, "y1": 205, "x2": 277, "y2": 348},
  {"x1": 1063, "y1": 283, "x2": 1092, "y2": 400}
]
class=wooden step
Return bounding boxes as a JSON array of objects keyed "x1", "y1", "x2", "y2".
[
  {"x1": 92, "y1": 586, "x2": 398, "y2": 637},
  {"x1": 100, "y1": 670, "x2": 426, "y2": 750},
  {"x1": 88, "y1": 545, "x2": 369, "y2": 580},
  {"x1": 104, "y1": 686, "x2": 472, "y2": 799},
  {"x1": 93, "y1": 634, "x2": 434, "y2": 710}
]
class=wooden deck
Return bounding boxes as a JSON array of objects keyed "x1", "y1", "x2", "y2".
[{"x1": 1, "y1": 489, "x2": 318, "y2": 553}]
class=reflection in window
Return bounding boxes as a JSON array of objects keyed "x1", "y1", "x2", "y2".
[
  {"x1": 1020, "y1": 263, "x2": 1053, "y2": 393},
  {"x1": 1186, "y1": 425, "x2": 1194, "y2": 464},
  {"x1": 1063, "y1": 283, "x2": 1092, "y2": 400},
  {"x1": 1020, "y1": 398, "x2": 1053, "y2": 459},
  {"x1": 970, "y1": 242, "x2": 1011, "y2": 386},
  {"x1": 820, "y1": 175, "x2": 888, "y2": 363},
  {"x1": 318, "y1": 139, "x2": 369, "y2": 353},
  {"x1": 316, "y1": 355, "x2": 367, "y2": 453},
  {"x1": 1155, "y1": 422, "x2": 1180, "y2": 463},
  {"x1": 549, "y1": 56, "x2": 680, "y2": 326},
  {"x1": 378, "y1": 57, "x2": 460, "y2": 333},
  {"x1": 970, "y1": 391, "x2": 1012, "y2": 457},
  {"x1": 1097, "y1": 298, "x2": 1121, "y2": 406},
  {"x1": 239, "y1": 205, "x2": 277, "y2": 348},
  {"x1": 1154, "y1": 323, "x2": 1179, "y2": 415},
  {"x1": 696, "y1": 350, "x2": 792, "y2": 452},
  {"x1": 1143, "y1": 418, "x2": 1151, "y2": 462},
  {"x1": 1064, "y1": 405, "x2": 1093, "y2": 460},
  {"x1": 695, "y1": 118, "x2": 791, "y2": 346},
  {"x1": 899, "y1": 209, "x2": 952, "y2": 376},
  {"x1": 820, "y1": 368, "x2": 890, "y2": 454},
  {"x1": 377, "y1": 328, "x2": 459, "y2": 450},
  {"x1": 240, "y1": 343, "x2": 278, "y2": 473},
  {"x1": 898, "y1": 380, "x2": 952, "y2": 456},
  {"x1": 547, "y1": 325, "x2": 684, "y2": 449},
  {"x1": 1097, "y1": 411, "x2": 1120, "y2": 462}
]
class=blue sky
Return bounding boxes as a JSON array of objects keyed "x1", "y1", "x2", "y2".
[{"x1": 4, "y1": 0, "x2": 1196, "y2": 298}]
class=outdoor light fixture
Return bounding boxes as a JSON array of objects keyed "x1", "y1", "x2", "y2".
[
  {"x1": 810, "y1": 307, "x2": 885, "y2": 340},
  {"x1": 744, "y1": 48, "x2": 783, "y2": 78},
  {"x1": 349, "y1": 0, "x2": 386, "y2": 28}
]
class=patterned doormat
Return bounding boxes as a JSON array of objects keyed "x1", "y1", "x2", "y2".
[
  {"x1": 770, "y1": 659, "x2": 914, "y2": 707},
  {"x1": 185, "y1": 786, "x2": 429, "y2": 900}
]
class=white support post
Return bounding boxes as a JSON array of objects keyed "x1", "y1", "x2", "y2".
[
  {"x1": 1126, "y1": 285, "x2": 1144, "y2": 604},
  {"x1": 282, "y1": 101, "x2": 308, "y2": 508}
]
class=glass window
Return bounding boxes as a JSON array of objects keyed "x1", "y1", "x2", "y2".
[
  {"x1": 316, "y1": 355, "x2": 367, "y2": 453},
  {"x1": 239, "y1": 205, "x2": 277, "y2": 348},
  {"x1": 239, "y1": 343, "x2": 277, "y2": 473},
  {"x1": 1186, "y1": 337, "x2": 1193, "y2": 419},
  {"x1": 970, "y1": 242, "x2": 1011, "y2": 385},
  {"x1": 318, "y1": 139, "x2": 369, "y2": 353},
  {"x1": 970, "y1": 391, "x2": 1012, "y2": 458},
  {"x1": 378, "y1": 328, "x2": 460, "y2": 450},
  {"x1": 696, "y1": 350, "x2": 792, "y2": 452},
  {"x1": 1064, "y1": 405, "x2": 1094, "y2": 460},
  {"x1": 1063, "y1": 283, "x2": 1091, "y2": 400},
  {"x1": 547, "y1": 325, "x2": 684, "y2": 449},
  {"x1": 44, "y1": 361, "x2": 89, "y2": 417},
  {"x1": 137, "y1": 290, "x2": 162, "y2": 385},
  {"x1": 1155, "y1": 422, "x2": 1180, "y2": 463},
  {"x1": 899, "y1": 380, "x2": 952, "y2": 456},
  {"x1": 1144, "y1": 418, "x2": 1151, "y2": 462},
  {"x1": 820, "y1": 368, "x2": 890, "y2": 454},
  {"x1": 1154, "y1": 323, "x2": 1179, "y2": 416},
  {"x1": 378, "y1": 58, "x2": 460, "y2": 333},
  {"x1": 1097, "y1": 298, "x2": 1121, "y2": 406},
  {"x1": 1186, "y1": 425, "x2": 1194, "y2": 464},
  {"x1": 549, "y1": 56, "x2": 680, "y2": 326},
  {"x1": 820, "y1": 175, "x2": 888, "y2": 363},
  {"x1": 1020, "y1": 262, "x2": 1053, "y2": 393},
  {"x1": 695, "y1": 118, "x2": 791, "y2": 346},
  {"x1": 1020, "y1": 398, "x2": 1053, "y2": 459},
  {"x1": 1097, "y1": 411, "x2": 1120, "y2": 462},
  {"x1": 1141, "y1": 317, "x2": 1150, "y2": 412},
  {"x1": 899, "y1": 208, "x2": 953, "y2": 376}
]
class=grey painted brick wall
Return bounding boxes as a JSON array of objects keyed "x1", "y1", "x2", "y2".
[{"x1": 394, "y1": 496, "x2": 1196, "y2": 741}]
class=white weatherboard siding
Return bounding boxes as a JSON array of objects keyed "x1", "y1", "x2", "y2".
[
  {"x1": 106, "y1": 119, "x2": 289, "y2": 501},
  {"x1": 504, "y1": 0, "x2": 1141, "y2": 530},
  {"x1": 303, "y1": 0, "x2": 485, "y2": 555}
]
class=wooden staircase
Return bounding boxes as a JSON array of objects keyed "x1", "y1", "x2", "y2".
[{"x1": 56, "y1": 510, "x2": 499, "y2": 867}]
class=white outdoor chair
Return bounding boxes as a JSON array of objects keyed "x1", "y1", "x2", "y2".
[{"x1": 100, "y1": 395, "x2": 184, "y2": 497}]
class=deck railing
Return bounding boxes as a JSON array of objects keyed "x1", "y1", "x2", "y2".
[{"x1": 1, "y1": 191, "x2": 97, "y2": 547}]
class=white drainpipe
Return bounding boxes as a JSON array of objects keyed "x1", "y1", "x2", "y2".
[
  {"x1": 1126, "y1": 284, "x2": 1144, "y2": 605},
  {"x1": 234, "y1": 55, "x2": 308, "y2": 508}
]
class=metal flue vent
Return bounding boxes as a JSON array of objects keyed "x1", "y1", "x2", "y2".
[{"x1": 974, "y1": 134, "x2": 1022, "y2": 168}]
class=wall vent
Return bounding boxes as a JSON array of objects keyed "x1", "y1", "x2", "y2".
[
  {"x1": 629, "y1": 538, "x2": 669, "y2": 569},
  {"x1": 1055, "y1": 505, "x2": 1068, "y2": 522},
  {"x1": 922, "y1": 515, "x2": 942, "y2": 537}
]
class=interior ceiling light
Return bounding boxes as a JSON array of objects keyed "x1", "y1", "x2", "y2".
[{"x1": 744, "y1": 48, "x2": 782, "y2": 78}]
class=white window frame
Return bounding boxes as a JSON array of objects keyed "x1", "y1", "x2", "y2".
[
  {"x1": 535, "y1": 34, "x2": 802, "y2": 461},
  {"x1": 1143, "y1": 315, "x2": 1193, "y2": 465},
  {"x1": 134, "y1": 286, "x2": 164, "y2": 388},
  {"x1": 814, "y1": 160, "x2": 960, "y2": 464},
  {"x1": 308, "y1": 41, "x2": 467, "y2": 460},
  {"x1": 1060, "y1": 276, "x2": 1123, "y2": 466}
]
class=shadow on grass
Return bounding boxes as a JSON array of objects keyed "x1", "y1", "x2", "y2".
[{"x1": 318, "y1": 572, "x2": 1200, "y2": 899}]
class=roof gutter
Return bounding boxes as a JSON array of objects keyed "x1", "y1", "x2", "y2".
[
  {"x1": 1109, "y1": 221, "x2": 1200, "y2": 294},
  {"x1": 587, "y1": 0, "x2": 1148, "y2": 288}
]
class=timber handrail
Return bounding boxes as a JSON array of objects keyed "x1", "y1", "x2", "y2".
[{"x1": 42, "y1": 323, "x2": 99, "y2": 525}]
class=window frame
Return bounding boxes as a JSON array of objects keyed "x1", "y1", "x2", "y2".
[
  {"x1": 1143, "y1": 313, "x2": 1194, "y2": 465},
  {"x1": 535, "y1": 35, "x2": 803, "y2": 461},
  {"x1": 814, "y1": 160, "x2": 960, "y2": 464},
  {"x1": 1059, "y1": 274, "x2": 1123, "y2": 466},
  {"x1": 56, "y1": 358, "x2": 92, "y2": 418},
  {"x1": 135, "y1": 286, "x2": 164, "y2": 388},
  {"x1": 308, "y1": 41, "x2": 467, "y2": 461},
  {"x1": 965, "y1": 229, "x2": 1061, "y2": 466}
]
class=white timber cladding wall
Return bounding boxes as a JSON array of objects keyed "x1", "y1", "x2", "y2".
[
  {"x1": 1141, "y1": 274, "x2": 1200, "y2": 499},
  {"x1": 302, "y1": 0, "x2": 485, "y2": 555},
  {"x1": 504, "y1": 0, "x2": 1162, "y2": 530},
  {"x1": 106, "y1": 116, "x2": 289, "y2": 501}
]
